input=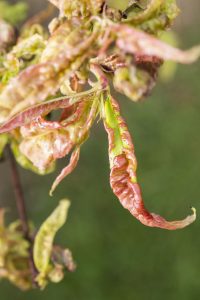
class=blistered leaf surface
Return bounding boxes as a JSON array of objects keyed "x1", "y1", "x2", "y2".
[{"x1": 103, "y1": 96, "x2": 196, "y2": 230}]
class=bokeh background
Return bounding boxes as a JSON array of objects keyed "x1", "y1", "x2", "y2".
[{"x1": 1, "y1": 1, "x2": 200, "y2": 299}]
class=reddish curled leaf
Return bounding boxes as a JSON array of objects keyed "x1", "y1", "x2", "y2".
[
  {"x1": 114, "y1": 24, "x2": 200, "y2": 64},
  {"x1": 50, "y1": 96, "x2": 99, "y2": 194},
  {"x1": 103, "y1": 96, "x2": 196, "y2": 230},
  {"x1": 0, "y1": 21, "x2": 100, "y2": 120},
  {"x1": 8, "y1": 92, "x2": 99, "y2": 177},
  {"x1": 50, "y1": 148, "x2": 80, "y2": 196},
  {"x1": 0, "y1": 89, "x2": 98, "y2": 133}
]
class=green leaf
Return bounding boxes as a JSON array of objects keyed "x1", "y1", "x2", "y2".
[
  {"x1": 104, "y1": 97, "x2": 123, "y2": 159},
  {"x1": 33, "y1": 199, "x2": 70, "y2": 288}
]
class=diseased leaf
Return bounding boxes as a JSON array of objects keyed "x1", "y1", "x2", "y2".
[
  {"x1": 113, "y1": 65, "x2": 156, "y2": 102},
  {"x1": 11, "y1": 137, "x2": 55, "y2": 175},
  {"x1": 50, "y1": 96, "x2": 99, "y2": 193},
  {"x1": 49, "y1": 0, "x2": 104, "y2": 18},
  {"x1": 0, "y1": 88, "x2": 97, "y2": 133},
  {"x1": 123, "y1": 0, "x2": 162, "y2": 24},
  {"x1": 123, "y1": 0, "x2": 180, "y2": 34},
  {"x1": 19, "y1": 118, "x2": 73, "y2": 172},
  {"x1": 103, "y1": 96, "x2": 196, "y2": 230},
  {"x1": 0, "y1": 210, "x2": 32, "y2": 290},
  {"x1": 33, "y1": 199, "x2": 70, "y2": 288},
  {"x1": 0, "y1": 21, "x2": 100, "y2": 121},
  {"x1": 115, "y1": 24, "x2": 200, "y2": 64},
  {"x1": 50, "y1": 147, "x2": 80, "y2": 195}
]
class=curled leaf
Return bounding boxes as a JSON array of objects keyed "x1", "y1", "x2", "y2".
[
  {"x1": 50, "y1": 147, "x2": 80, "y2": 196},
  {"x1": 33, "y1": 199, "x2": 70, "y2": 288},
  {"x1": 50, "y1": 95, "x2": 99, "y2": 193},
  {"x1": 19, "y1": 117, "x2": 73, "y2": 172},
  {"x1": 123, "y1": 0, "x2": 180, "y2": 34},
  {"x1": 0, "y1": 21, "x2": 100, "y2": 120},
  {"x1": 115, "y1": 24, "x2": 200, "y2": 64},
  {"x1": 0, "y1": 210, "x2": 32, "y2": 290},
  {"x1": 113, "y1": 65, "x2": 156, "y2": 102},
  {"x1": 0, "y1": 88, "x2": 97, "y2": 133},
  {"x1": 123, "y1": 0, "x2": 162, "y2": 24},
  {"x1": 103, "y1": 96, "x2": 196, "y2": 230},
  {"x1": 11, "y1": 139, "x2": 55, "y2": 175},
  {"x1": 49, "y1": 0, "x2": 104, "y2": 18}
]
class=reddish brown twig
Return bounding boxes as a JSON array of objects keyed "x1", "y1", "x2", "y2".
[{"x1": 6, "y1": 145, "x2": 38, "y2": 287}]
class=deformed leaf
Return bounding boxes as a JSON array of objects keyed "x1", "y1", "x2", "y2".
[
  {"x1": 50, "y1": 147, "x2": 80, "y2": 196},
  {"x1": 123, "y1": 0, "x2": 162, "y2": 24},
  {"x1": 113, "y1": 65, "x2": 155, "y2": 102},
  {"x1": 19, "y1": 118, "x2": 73, "y2": 172},
  {"x1": 103, "y1": 96, "x2": 196, "y2": 230},
  {"x1": 48, "y1": 0, "x2": 104, "y2": 18},
  {"x1": 0, "y1": 88, "x2": 97, "y2": 133},
  {"x1": 115, "y1": 24, "x2": 200, "y2": 64},
  {"x1": 33, "y1": 199, "x2": 70, "y2": 288},
  {"x1": 11, "y1": 139, "x2": 55, "y2": 175},
  {"x1": 0, "y1": 210, "x2": 32, "y2": 290}
]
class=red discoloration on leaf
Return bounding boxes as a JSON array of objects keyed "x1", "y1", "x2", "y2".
[
  {"x1": 104, "y1": 97, "x2": 196, "y2": 230},
  {"x1": 114, "y1": 24, "x2": 200, "y2": 64},
  {"x1": 50, "y1": 97, "x2": 99, "y2": 194},
  {"x1": 19, "y1": 118, "x2": 73, "y2": 171},
  {"x1": 0, "y1": 90, "x2": 97, "y2": 133},
  {"x1": 50, "y1": 148, "x2": 80, "y2": 196}
]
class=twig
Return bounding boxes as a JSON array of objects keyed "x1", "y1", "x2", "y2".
[{"x1": 6, "y1": 145, "x2": 38, "y2": 287}]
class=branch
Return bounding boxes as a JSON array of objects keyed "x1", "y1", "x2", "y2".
[{"x1": 6, "y1": 145, "x2": 38, "y2": 287}]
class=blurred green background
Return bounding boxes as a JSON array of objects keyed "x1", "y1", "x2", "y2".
[{"x1": 1, "y1": 1, "x2": 200, "y2": 299}]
